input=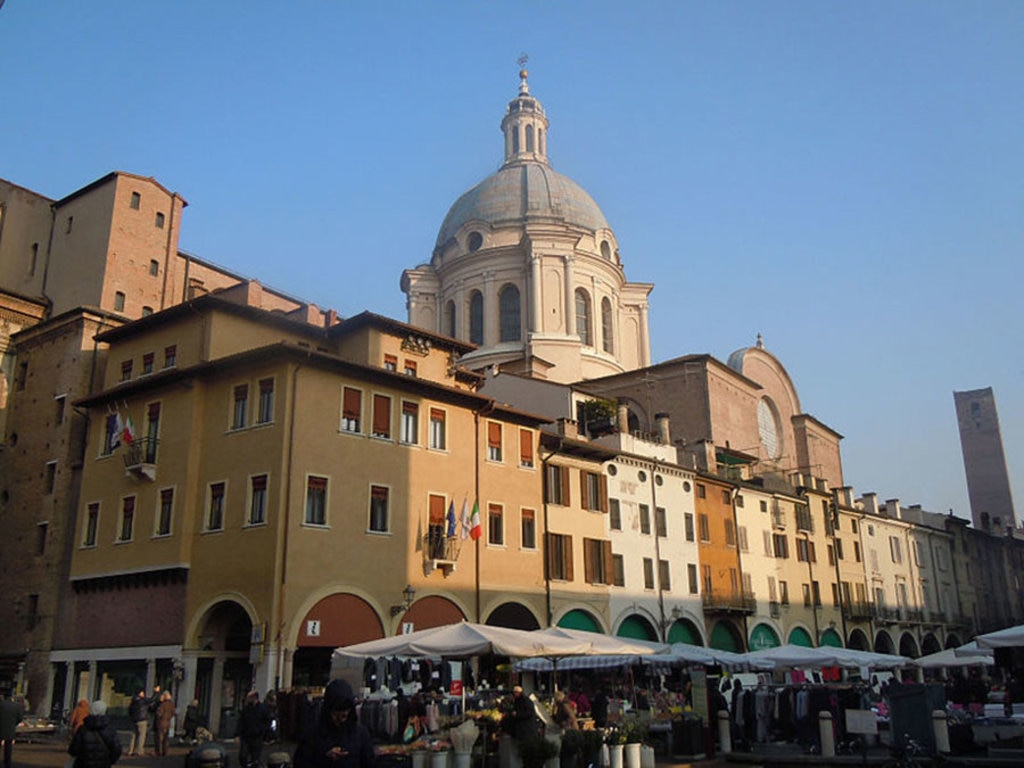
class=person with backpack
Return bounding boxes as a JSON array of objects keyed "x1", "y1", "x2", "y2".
[{"x1": 67, "y1": 700, "x2": 122, "y2": 768}]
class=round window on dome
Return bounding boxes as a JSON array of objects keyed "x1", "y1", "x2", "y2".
[
  {"x1": 600, "y1": 240, "x2": 612, "y2": 260},
  {"x1": 467, "y1": 232, "x2": 483, "y2": 252}
]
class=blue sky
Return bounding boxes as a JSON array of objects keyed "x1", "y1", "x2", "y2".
[{"x1": 3, "y1": 1, "x2": 1022, "y2": 521}]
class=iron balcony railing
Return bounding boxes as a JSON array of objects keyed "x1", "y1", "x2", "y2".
[
  {"x1": 702, "y1": 591, "x2": 757, "y2": 614},
  {"x1": 123, "y1": 437, "x2": 158, "y2": 468}
]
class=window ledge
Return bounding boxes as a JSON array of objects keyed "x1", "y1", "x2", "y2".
[{"x1": 301, "y1": 522, "x2": 331, "y2": 530}]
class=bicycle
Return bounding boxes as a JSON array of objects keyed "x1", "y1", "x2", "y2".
[{"x1": 882, "y1": 734, "x2": 925, "y2": 768}]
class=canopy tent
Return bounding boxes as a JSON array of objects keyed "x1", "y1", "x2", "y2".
[
  {"x1": 741, "y1": 644, "x2": 840, "y2": 670},
  {"x1": 829, "y1": 647, "x2": 910, "y2": 670},
  {"x1": 912, "y1": 642, "x2": 994, "y2": 669},
  {"x1": 513, "y1": 640, "x2": 747, "y2": 673},
  {"x1": 531, "y1": 626, "x2": 670, "y2": 655},
  {"x1": 974, "y1": 624, "x2": 1024, "y2": 650}
]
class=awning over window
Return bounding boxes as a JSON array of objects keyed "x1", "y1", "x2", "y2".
[
  {"x1": 667, "y1": 619, "x2": 703, "y2": 646},
  {"x1": 748, "y1": 623, "x2": 781, "y2": 650},
  {"x1": 820, "y1": 628, "x2": 843, "y2": 647},
  {"x1": 617, "y1": 615, "x2": 657, "y2": 641},
  {"x1": 788, "y1": 626, "x2": 814, "y2": 647},
  {"x1": 558, "y1": 609, "x2": 601, "y2": 633},
  {"x1": 710, "y1": 622, "x2": 742, "y2": 652}
]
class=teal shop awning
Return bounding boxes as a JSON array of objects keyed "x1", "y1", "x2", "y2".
[
  {"x1": 617, "y1": 616, "x2": 657, "y2": 641},
  {"x1": 558, "y1": 610, "x2": 601, "y2": 633},
  {"x1": 788, "y1": 627, "x2": 814, "y2": 647},
  {"x1": 820, "y1": 629, "x2": 843, "y2": 648},
  {"x1": 748, "y1": 623, "x2": 781, "y2": 650},
  {"x1": 710, "y1": 623, "x2": 741, "y2": 652},
  {"x1": 667, "y1": 620, "x2": 702, "y2": 646}
]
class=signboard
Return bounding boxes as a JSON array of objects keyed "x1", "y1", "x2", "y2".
[
  {"x1": 690, "y1": 668, "x2": 708, "y2": 721},
  {"x1": 845, "y1": 709, "x2": 878, "y2": 735},
  {"x1": 450, "y1": 680, "x2": 463, "y2": 697},
  {"x1": 307, "y1": 619, "x2": 321, "y2": 637},
  {"x1": 402, "y1": 622, "x2": 415, "y2": 635}
]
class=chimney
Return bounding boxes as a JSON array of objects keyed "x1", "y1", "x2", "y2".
[
  {"x1": 836, "y1": 486, "x2": 854, "y2": 508},
  {"x1": 655, "y1": 413, "x2": 671, "y2": 445},
  {"x1": 617, "y1": 399, "x2": 630, "y2": 434},
  {"x1": 861, "y1": 492, "x2": 879, "y2": 516},
  {"x1": 885, "y1": 498, "x2": 901, "y2": 520}
]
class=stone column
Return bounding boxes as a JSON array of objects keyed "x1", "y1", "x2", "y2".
[
  {"x1": 87, "y1": 660, "x2": 98, "y2": 701},
  {"x1": 209, "y1": 658, "x2": 225, "y2": 736},
  {"x1": 483, "y1": 271, "x2": 496, "y2": 346},
  {"x1": 530, "y1": 255, "x2": 542, "y2": 335},
  {"x1": 639, "y1": 302, "x2": 651, "y2": 366},
  {"x1": 563, "y1": 256, "x2": 575, "y2": 337},
  {"x1": 178, "y1": 653, "x2": 199, "y2": 711},
  {"x1": 60, "y1": 662, "x2": 75, "y2": 715}
]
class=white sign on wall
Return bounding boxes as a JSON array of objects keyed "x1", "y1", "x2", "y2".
[
  {"x1": 402, "y1": 622, "x2": 415, "y2": 635},
  {"x1": 307, "y1": 620, "x2": 321, "y2": 637}
]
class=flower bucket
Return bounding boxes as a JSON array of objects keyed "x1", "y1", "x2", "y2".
[
  {"x1": 623, "y1": 743, "x2": 640, "y2": 768},
  {"x1": 431, "y1": 751, "x2": 450, "y2": 768},
  {"x1": 608, "y1": 744, "x2": 623, "y2": 768},
  {"x1": 454, "y1": 753, "x2": 472, "y2": 768},
  {"x1": 412, "y1": 753, "x2": 429, "y2": 768}
]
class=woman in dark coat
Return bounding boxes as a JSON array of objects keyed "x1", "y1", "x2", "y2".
[
  {"x1": 293, "y1": 680, "x2": 375, "y2": 768},
  {"x1": 68, "y1": 700, "x2": 122, "y2": 768}
]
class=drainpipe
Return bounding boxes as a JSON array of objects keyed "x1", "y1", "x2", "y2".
[
  {"x1": 828, "y1": 496, "x2": 848, "y2": 645},
  {"x1": 276, "y1": 359, "x2": 304, "y2": 689},
  {"x1": 729, "y1": 486, "x2": 750, "y2": 650},
  {"x1": 650, "y1": 462, "x2": 667, "y2": 641},
  {"x1": 539, "y1": 442, "x2": 561, "y2": 627},
  {"x1": 473, "y1": 404, "x2": 496, "y2": 623}
]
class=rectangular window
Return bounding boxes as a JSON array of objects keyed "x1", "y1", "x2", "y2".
[
  {"x1": 488, "y1": 503, "x2": 504, "y2": 545},
  {"x1": 768, "y1": 576, "x2": 778, "y2": 602},
  {"x1": 121, "y1": 359, "x2": 133, "y2": 381},
  {"x1": 145, "y1": 401, "x2": 160, "y2": 463},
  {"x1": 835, "y1": 538, "x2": 844, "y2": 560},
  {"x1": 305, "y1": 476, "x2": 328, "y2": 525},
  {"x1": 66, "y1": 216, "x2": 73, "y2": 233},
  {"x1": 16, "y1": 361, "x2": 27, "y2": 391},
  {"x1": 696, "y1": 484, "x2": 706, "y2": 499},
  {"x1": 114, "y1": 291, "x2": 125, "y2": 311},
  {"x1": 773, "y1": 533, "x2": 789, "y2": 559},
  {"x1": 655, "y1": 507, "x2": 667, "y2": 537},
  {"x1": 544, "y1": 464, "x2": 570, "y2": 505},
  {"x1": 724, "y1": 519, "x2": 736, "y2": 547},
  {"x1": 684, "y1": 512, "x2": 695, "y2": 542},
  {"x1": 26, "y1": 594, "x2": 38, "y2": 631},
  {"x1": 383, "y1": 354, "x2": 398, "y2": 371},
  {"x1": 142, "y1": 353, "x2": 154, "y2": 375},
  {"x1": 797, "y1": 538, "x2": 816, "y2": 562},
  {"x1": 736, "y1": 494, "x2": 745, "y2": 508},
  {"x1": 831, "y1": 583, "x2": 840, "y2": 607},
  {"x1": 149, "y1": 259, "x2": 159, "y2": 276},
  {"x1": 803, "y1": 583, "x2": 812, "y2": 607},
  {"x1": 763, "y1": 529, "x2": 773, "y2": 557},
  {"x1": 698, "y1": 513, "x2": 710, "y2": 542},
  {"x1": 342, "y1": 387, "x2": 362, "y2": 433},
  {"x1": 854, "y1": 541, "x2": 862, "y2": 562},
  {"x1": 890, "y1": 536, "x2": 903, "y2": 564},
  {"x1": 164, "y1": 345, "x2": 177, "y2": 368},
  {"x1": 612, "y1": 554, "x2": 625, "y2": 587},
  {"x1": 688, "y1": 563, "x2": 698, "y2": 594},
  {"x1": 130, "y1": 191, "x2": 141, "y2": 209},
  {"x1": 702, "y1": 564, "x2": 712, "y2": 593},
  {"x1": 812, "y1": 581, "x2": 822, "y2": 606},
  {"x1": 84, "y1": 503, "x2": 99, "y2": 546},
  {"x1": 207, "y1": 482, "x2": 225, "y2": 531},
  {"x1": 519, "y1": 429, "x2": 535, "y2": 468},
  {"x1": 639, "y1": 504, "x2": 651, "y2": 535},
  {"x1": 609, "y1": 498, "x2": 621, "y2": 530},
  {"x1": 580, "y1": 471, "x2": 607, "y2": 512},
  {"x1": 546, "y1": 532, "x2": 573, "y2": 581},
  {"x1": 659, "y1": 559, "x2": 671, "y2": 591},
  {"x1": 583, "y1": 538, "x2": 613, "y2": 585},
  {"x1": 103, "y1": 413, "x2": 119, "y2": 455},
  {"x1": 372, "y1": 394, "x2": 391, "y2": 439},
  {"x1": 45, "y1": 461, "x2": 56, "y2": 494},
  {"x1": 426, "y1": 408, "x2": 446, "y2": 449},
  {"x1": 401, "y1": 401, "x2": 419, "y2": 444},
  {"x1": 257, "y1": 378, "x2": 274, "y2": 424},
  {"x1": 779, "y1": 580, "x2": 790, "y2": 605},
  {"x1": 369, "y1": 485, "x2": 389, "y2": 533},
  {"x1": 721, "y1": 490, "x2": 730, "y2": 505},
  {"x1": 249, "y1": 475, "x2": 268, "y2": 525},
  {"x1": 521, "y1": 508, "x2": 536, "y2": 549},
  {"x1": 760, "y1": 499, "x2": 768, "y2": 513},
  {"x1": 232, "y1": 384, "x2": 249, "y2": 429},
  {"x1": 155, "y1": 211, "x2": 165, "y2": 228},
  {"x1": 851, "y1": 519, "x2": 859, "y2": 534},
  {"x1": 34, "y1": 523, "x2": 44, "y2": 556},
  {"x1": 738, "y1": 525, "x2": 749, "y2": 552},
  {"x1": 119, "y1": 496, "x2": 135, "y2": 541},
  {"x1": 827, "y1": 544, "x2": 835, "y2": 566},
  {"x1": 157, "y1": 488, "x2": 174, "y2": 536},
  {"x1": 795, "y1": 505, "x2": 814, "y2": 532},
  {"x1": 643, "y1": 558, "x2": 655, "y2": 590},
  {"x1": 487, "y1": 421, "x2": 502, "y2": 461},
  {"x1": 403, "y1": 359, "x2": 417, "y2": 377}
]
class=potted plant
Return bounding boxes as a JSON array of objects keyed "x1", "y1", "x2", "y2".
[
  {"x1": 518, "y1": 731, "x2": 560, "y2": 768},
  {"x1": 621, "y1": 720, "x2": 646, "y2": 768},
  {"x1": 604, "y1": 727, "x2": 626, "y2": 768}
]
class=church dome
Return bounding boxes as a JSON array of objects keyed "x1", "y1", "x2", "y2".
[
  {"x1": 434, "y1": 67, "x2": 611, "y2": 252},
  {"x1": 435, "y1": 163, "x2": 610, "y2": 249}
]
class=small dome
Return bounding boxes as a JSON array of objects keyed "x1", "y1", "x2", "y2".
[{"x1": 435, "y1": 163, "x2": 610, "y2": 250}]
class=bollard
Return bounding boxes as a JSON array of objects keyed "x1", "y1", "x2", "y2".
[
  {"x1": 717, "y1": 709, "x2": 732, "y2": 754},
  {"x1": 933, "y1": 709, "x2": 950, "y2": 754},
  {"x1": 818, "y1": 710, "x2": 835, "y2": 757}
]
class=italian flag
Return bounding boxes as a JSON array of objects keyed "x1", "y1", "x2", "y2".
[{"x1": 469, "y1": 501, "x2": 482, "y2": 541}]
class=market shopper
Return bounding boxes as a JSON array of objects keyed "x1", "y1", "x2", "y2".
[
  {"x1": 552, "y1": 691, "x2": 578, "y2": 731},
  {"x1": 293, "y1": 679, "x2": 375, "y2": 768},
  {"x1": 67, "y1": 700, "x2": 122, "y2": 768},
  {"x1": 0, "y1": 694, "x2": 23, "y2": 768},
  {"x1": 505, "y1": 685, "x2": 538, "y2": 741},
  {"x1": 68, "y1": 699, "x2": 91, "y2": 738},
  {"x1": 127, "y1": 688, "x2": 150, "y2": 756},
  {"x1": 154, "y1": 691, "x2": 175, "y2": 757},
  {"x1": 236, "y1": 690, "x2": 272, "y2": 767}
]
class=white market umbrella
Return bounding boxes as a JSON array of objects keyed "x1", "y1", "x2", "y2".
[
  {"x1": 741, "y1": 644, "x2": 840, "y2": 670},
  {"x1": 333, "y1": 621, "x2": 596, "y2": 660},
  {"x1": 531, "y1": 626, "x2": 670, "y2": 655},
  {"x1": 974, "y1": 624, "x2": 1024, "y2": 650},
  {"x1": 912, "y1": 642, "x2": 994, "y2": 669},
  {"x1": 830, "y1": 647, "x2": 910, "y2": 670}
]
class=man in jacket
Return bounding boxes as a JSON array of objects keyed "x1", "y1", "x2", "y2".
[
  {"x1": 0, "y1": 693, "x2": 24, "y2": 768},
  {"x1": 293, "y1": 679, "x2": 374, "y2": 768},
  {"x1": 236, "y1": 690, "x2": 271, "y2": 767},
  {"x1": 127, "y1": 689, "x2": 149, "y2": 756},
  {"x1": 67, "y1": 700, "x2": 122, "y2": 768}
]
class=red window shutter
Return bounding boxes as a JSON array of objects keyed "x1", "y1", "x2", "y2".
[
  {"x1": 403, "y1": 401, "x2": 418, "y2": 416},
  {"x1": 560, "y1": 466, "x2": 571, "y2": 506},
  {"x1": 234, "y1": 384, "x2": 248, "y2": 400},
  {"x1": 373, "y1": 395, "x2": 390, "y2": 435},
  {"x1": 371, "y1": 486, "x2": 388, "y2": 502},
  {"x1": 580, "y1": 471, "x2": 590, "y2": 511},
  {"x1": 602, "y1": 541, "x2": 614, "y2": 585},
  {"x1": 148, "y1": 402, "x2": 161, "y2": 420},
  {"x1": 488, "y1": 421, "x2": 501, "y2": 449},
  {"x1": 564, "y1": 535, "x2": 574, "y2": 581},
  {"x1": 259, "y1": 378, "x2": 273, "y2": 394},
  {"x1": 343, "y1": 388, "x2": 361, "y2": 419},
  {"x1": 308, "y1": 476, "x2": 327, "y2": 492},
  {"x1": 519, "y1": 429, "x2": 533, "y2": 465},
  {"x1": 545, "y1": 532, "x2": 555, "y2": 578},
  {"x1": 599, "y1": 475, "x2": 609, "y2": 513},
  {"x1": 252, "y1": 475, "x2": 267, "y2": 491},
  {"x1": 429, "y1": 494, "x2": 446, "y2": 525},
  {"x1": 584, "y1": 539, "x2": 595, "y2": 584}
]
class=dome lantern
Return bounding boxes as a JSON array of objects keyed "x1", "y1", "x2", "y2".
[{"x1": 500, "y1": 67, "x2": 549, "y2": 167}]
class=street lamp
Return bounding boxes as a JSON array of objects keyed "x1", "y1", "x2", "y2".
[{"x1": 391, "y1": 585, "x2": 416, "y2": 617}]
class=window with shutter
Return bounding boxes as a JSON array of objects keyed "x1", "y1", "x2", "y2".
[
  {"x1": 372, "y1": 394, "x2": 391, "y2": 438},
  {"x1": 429, "y1": 408, "x2": 446, "y2": 449},
  {"x1": 487, "y1": 422, "x2": 502, "y2": 461},
  {"x1": 342, "y1": 387, "x2": 362, "y2": 432},
  {"x1": 519, "y1": 429, "x2": 534, "y2": 468}
]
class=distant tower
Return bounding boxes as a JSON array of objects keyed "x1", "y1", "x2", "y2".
[{"x1": 954, "y1": 387, "x2": 1017, "y2": 531}]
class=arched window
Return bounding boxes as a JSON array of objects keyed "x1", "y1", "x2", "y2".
[
  {"x1": 445, "y1": 300, "x2": 456, "y2": 338},
  {"x1": 574, "y1": 288, "x2": 592, "y2": 346},
  {"x1": 499, "y1": 285, "x2": 521, "y2": 342},
  {"x1": 601, "y1": 297, "x2": 614, "y2": 353},
  {"x1": 525, "y1": 124, "x2": 535, "y2": 152},
  {"x1": 512, "y1": 128, "x2": 520, "y2": 154},
  {"x1": 469, "y1": 291, "x2": 484, "y2": 345},
  {"x1": 538, "y1": 128, "x2": 544, "y2": 155}
]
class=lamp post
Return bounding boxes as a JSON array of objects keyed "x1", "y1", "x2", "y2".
[{"x1": 391, "y1": 585, "x2": 416, "y2": 617}]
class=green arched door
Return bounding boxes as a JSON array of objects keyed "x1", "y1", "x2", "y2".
[{"x1": 788, "y1": 627, "x2": 814, "y2": 647}]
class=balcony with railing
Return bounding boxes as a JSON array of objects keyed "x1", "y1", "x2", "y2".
[
  {"x1": 771, "y1": 501, "x2": 786, "y2": 530},
  {"x1": 123, "y1": 437, "x2": 158, "y2": 480},
  {"x1": 844, "y1": 600, "x2": 873, "y2": 621},
  {"x1": 769, "y1": 601, "x2": 781, "y2": 618},
  {"x1": 422, "y1": 532, "x2": 461, "y2": 575},
  {"x1": 871, "y1": 605, "x2": 901, "y2": 624},
  {"x1": 702, "y1": 590, "x2": 756, "y2": 615},
  {"x1": 903, "y1": 608, "x2": 925, "y2": 624}
]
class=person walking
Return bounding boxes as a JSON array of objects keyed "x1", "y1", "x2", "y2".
[
  {"x1": 127, "y1": 689, "x2": 150, "y2": 756},
  {"x1": 154, "y1": 691, "x2": 175, "y2": 756},
  {"x1": 68, "y1": 699, "x2": 91, "y2": 738},
  {"x1": 293, "y1": 679, "x2": 375, "y2": 768},
  {"x1": 236, "y1": 690, "x2": 271, "y2": 768},
  {"x1": 0, "y1": 693, "x2": 24, "y2": 768},
  {"x1": 182, "y1": 699, "x2": 201, "y2": 743},
  {"x1": 67, "y1": 700, "x2": 122, "y2": 768}
]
